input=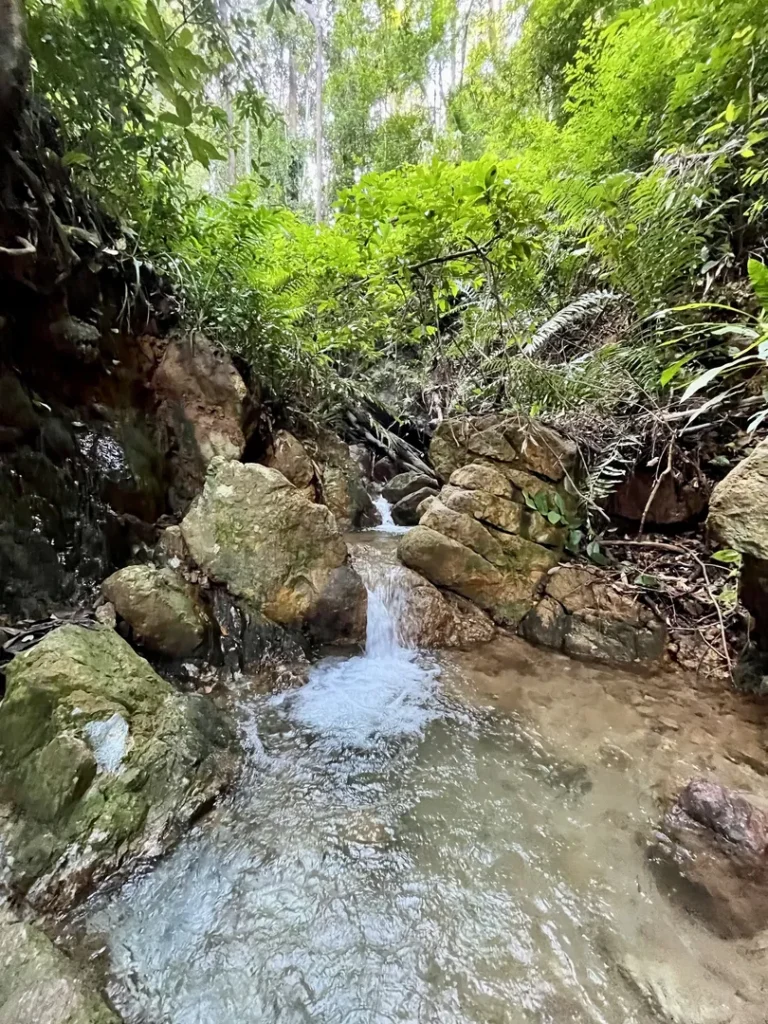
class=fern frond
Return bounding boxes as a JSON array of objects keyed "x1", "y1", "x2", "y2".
[{"x1": 524, "y1": 290, "x2": 621, "y2": 359}]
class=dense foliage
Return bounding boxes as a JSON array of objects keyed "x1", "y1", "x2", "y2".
[{"x1": 24, "y1": 0, "x2": 768, "y2": 426}]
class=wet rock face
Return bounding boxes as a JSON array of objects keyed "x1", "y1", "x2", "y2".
[
  {"x1": 650, "y1": 779, "x2": 768, "y2": 938},
  {"x1": 181, "y1": 459, "x2": 367, "y2": 643},
  {"x1": 521, "y1": 566, "x2": 666, "y2": 666},
  {"x1": 392, "y1": 565, "x2": 495, "y2": 648},
  {"x1": 102, "y1": 564, "x2": 207, "y2": 657},
  {"x1": 0, "y1": 625, "x2": 235, "y2": 908},
  {"x1": 0, "y1": 903, "x2": 119, "y2": 1024},
  {"x1": 153, "y1": 333, "x2": 247, "y2": 513}
]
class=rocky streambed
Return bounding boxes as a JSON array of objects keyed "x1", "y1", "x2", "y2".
[
  {"x1": 8, "y1": 532, "x2": 762, "y2": 1024},
  {"x1": 2, "y1": 367, "x2": 768, "y2": 1023}
]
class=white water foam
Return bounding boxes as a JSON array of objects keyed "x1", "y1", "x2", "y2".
[
  {"x1": 371, "y1": 494, "x2": 410, "y2": 534},
  {"x1": 279, "y1": 575, "x2": 439, "y2": 748}
]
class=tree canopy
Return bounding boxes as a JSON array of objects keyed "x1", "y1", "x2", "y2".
[{"x1": 20, "y1": 0, "x2": 768, "y2": 427}]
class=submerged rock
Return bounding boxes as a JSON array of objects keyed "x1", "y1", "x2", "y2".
[
  {"x1": 181, "y1": 458, "x2": 367, "y2": 642},
  {"x1": 650, "y1": 778, "x2": 768, "y2": 938},
  {"x1": 102, "y1": 563, "x2": 206, "y2": 657},
  {"x1": 0, "y1": 903, "x2": 118, "y2": 1024},
  {"x1": 0, "y1": 625, "x2": 235, "y2": 908}
]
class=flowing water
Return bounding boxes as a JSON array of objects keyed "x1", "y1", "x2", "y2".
[
  {"x1": 70, "y1": 533, "x2": 762, "y2": 1024},
  {"x1": 371, "y1": 494, "x2": 410, "y2": 534}
]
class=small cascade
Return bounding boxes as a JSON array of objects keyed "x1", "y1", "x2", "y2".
[
  {"x1": 371, "y1": 493, "x2": 410, "y2": 534},
  {"x1": 280, "y1": 568, "x2": 439, "y2": 748}
]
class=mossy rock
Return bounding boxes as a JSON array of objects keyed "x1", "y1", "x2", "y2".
[{"x1": 0, "y1": 625, "x2": 236, "y2": 908}]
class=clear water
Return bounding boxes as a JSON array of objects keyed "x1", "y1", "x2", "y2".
[{"x1": 75, "y1": 563, "x2": 687, "y2": 1024}]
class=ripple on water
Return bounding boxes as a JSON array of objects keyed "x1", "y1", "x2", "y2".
[{"x1": 79, "y1": 578, "x2": 665, "y2": 1024}]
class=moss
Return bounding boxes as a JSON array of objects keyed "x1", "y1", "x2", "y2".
[{"x1": 0, "y1": 625, "x2": 237, "y2": 903}]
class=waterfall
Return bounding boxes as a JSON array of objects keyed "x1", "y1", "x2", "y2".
[
  {"x1": 371, "y1": 494, "x2": 410, "y2": 535},
  {"x1": 280, "y1": 569, "x2": 439, "y2": 748}
]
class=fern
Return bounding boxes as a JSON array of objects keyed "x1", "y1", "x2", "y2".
[
  {"x1": 583, "y1": 431, "x2": 644, "y2": 529},
  {"x1": 524, "y1": 290, "x2": 621, "y2": 359}
]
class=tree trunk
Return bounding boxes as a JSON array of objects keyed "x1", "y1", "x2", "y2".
[
  {"x1": 313, "y1": 5, "x2": 324, "y2": 223},
  {"x1": 217, "y1": 0, "x2": 236, "y2": 186},
  {"x1": 287, "y1": 43, "x2": 298, "y2": 137},
  {"x1": 0, "y1": 0, "x2": 25, "y2": 146}
]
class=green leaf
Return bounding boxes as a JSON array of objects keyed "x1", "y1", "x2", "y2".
[
  {"x1": 586, "y1": 540, "x2": 609, "y2": 566},
  {"x1": 533, "y1": 491, "x2": 549, "y2": 515},
  {"x1": 748, "y1": 258, "x2": 768, "y2": 308},
  {"x1": 567, "y1": 529, "x2": 584, "y2": 552},
  {"x1": 145, "y1": 39, "x2": 174, "y2": 85},
  {"x1": 546, "y1": 509, "x2": 561, "y2": 524},
  {"x1": 679, "y1": 357, "x2": 755, "y2": 402},
  {"x1": 636, "y1": 573, "x2": 660, "y2": 588},
  {"x1": 174, "y1": 93, "x2": 193, "y2": 128},
  {"x1": 184, "y1": 129, "x2": 225, "y2": 168},
  {"x1": 711, "y1": 548, "x2": 742, "y2": 564},
  {"x1": 725, "y1": 100, "x2": 738, "y2": 123},
  {"x1": 144, "y1": 0, "x2": 166, "y2": 41},
  {"x1": 62, "y1": 151, "x2": 91, "y2": 167},
  {"x1": 660, "y1": 351, "x2": 697, "y2": 386}
]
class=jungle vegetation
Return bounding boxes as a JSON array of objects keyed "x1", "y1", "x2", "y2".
[{"x1": 24, "y1": 0, "x2": 768, "y2": 432}]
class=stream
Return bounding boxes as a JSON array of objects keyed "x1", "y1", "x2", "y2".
[{"x1": 64, "y1": 523, "x2": 765, "y2": 1024}]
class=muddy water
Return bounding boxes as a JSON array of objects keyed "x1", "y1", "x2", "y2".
[{"x1": 72, "y1": 534, "x2": 768, "y2": 1024}]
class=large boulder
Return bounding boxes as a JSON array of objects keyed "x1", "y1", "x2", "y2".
[
  {"x1": 520, "y1": 565, "x2": 666, "y2": 665},
  {"x1": 153, "y1": 333, "x2": 247, "y2": 511},
  {"x1": 304, "y1": 429, "x2": 379, "y2": 530},
  {"x1": 708, "y1": 441, "x2": 768, "y2": 648},
  {"x1": 0, "y1": 625, "x2": 235, "y2": 907},
  {"x1": 0, "y1": 903, "x2": 119, "y2": 1024},
  {"x1": 708, "y1": 440, "x2": 768, "y2": 559},
  {"x1": 382, "y1": 471, "x2": 438, "y2": 505},
  {"x1": 181, "y1": 458, "x2": 367, "y2": 642},
  {"x1": 102, "y1": 564, "x2": 206, "y2": 657},
  {"x1": 650, "y1": 779, "x2": 768, "y2": 938},
  {"x1": 398, "y1": 526, "x2": 555, "y2": 626},
  {"x1": 397, "y1": 442, "x2": 569, "y2": 627},
  {"x1": 391, "y1": 485, "x2": 439, "y2": 526},
  {"x1": 430, "y1": 414, "x2": 579, "y2": 484}
]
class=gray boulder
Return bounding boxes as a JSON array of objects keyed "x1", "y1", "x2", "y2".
[
  {"x1": 383, "y1": 471, "x2": 438, "y2": 505},
  {"x1": 102, "y1": 564, "x2": 206, "y2": 657}
]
